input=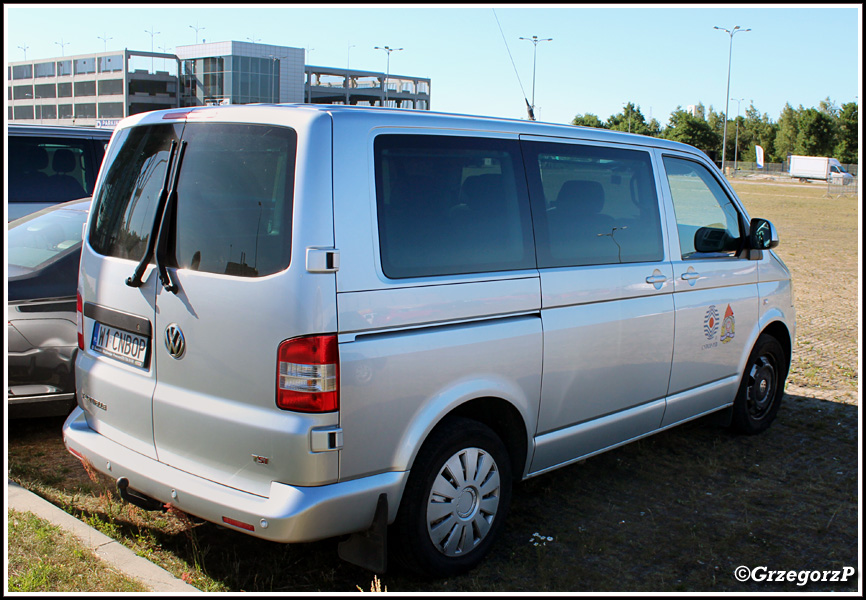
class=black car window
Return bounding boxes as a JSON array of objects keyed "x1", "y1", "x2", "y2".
[{"x1": 8, "y1": 136, "x2": 100, "y2": 204}]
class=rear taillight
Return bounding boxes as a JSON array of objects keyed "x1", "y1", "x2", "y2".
[
  {"x1": 277, "y1": 335, "x2": 339, "y2": 413},
  {"x1": 76, "y1": 291, "x2": 84, "y2": 350}
]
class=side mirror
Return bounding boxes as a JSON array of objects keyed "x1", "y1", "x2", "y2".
[{"x1": 749, "y1": 218, "x2": 779, "y2": 250}]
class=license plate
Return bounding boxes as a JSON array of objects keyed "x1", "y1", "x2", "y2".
[{"x1": 91, "y1": 322, "x2": 149, "y2": 368}]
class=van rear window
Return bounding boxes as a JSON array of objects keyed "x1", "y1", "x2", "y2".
[
  {"x1": 172, "y1": 124, "x2": 296, "y2": 278},
  {"x1": 90, "y1": 122, "x2": 296, "y2": 278}
]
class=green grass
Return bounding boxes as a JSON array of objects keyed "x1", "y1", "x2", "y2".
[{"x1": 7, "y1": 509, "x2": 148, "y2": 593}]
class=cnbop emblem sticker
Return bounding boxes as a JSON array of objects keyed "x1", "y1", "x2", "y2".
[
  {"x1": 704, "y1": 305, "x2": 720, "y2": 340},
  {"x1": 720, "y1": 304, "x2": 736, "y2": 343}
]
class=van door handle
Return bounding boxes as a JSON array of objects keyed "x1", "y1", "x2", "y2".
[
  {"x1": 645, "y1": 270, "x2": 667, "y2": 290},
  {"x1": 680, "y1": 267, "x2": 701, "y2": 286}
]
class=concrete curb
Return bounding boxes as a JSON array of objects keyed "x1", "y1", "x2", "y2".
[{"x1": 7, "y1": 479, "x2": 200, "y2": 593}]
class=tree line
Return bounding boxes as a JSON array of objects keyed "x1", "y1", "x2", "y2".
[{"x1": 572, "y1": 98, "x2": 858, "y2": 165}]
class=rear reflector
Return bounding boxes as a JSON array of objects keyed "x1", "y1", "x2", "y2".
[
  {"x1": 277, "y1": 335, "x2": 339, "y2": 413},
  {"x1": 76, "y1": 291, "x2": 84, "y2": 350},
  {"x1": 222, "y1": 516, "x2": 255, "y2": 532}
]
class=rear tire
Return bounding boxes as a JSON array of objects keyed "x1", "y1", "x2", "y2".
[
  {"x1": 390, "y1": 417, "x2": 512, "y2": 577},
  {"x1": 730, "y1": 334, "x2": 787, "y2": 434}
]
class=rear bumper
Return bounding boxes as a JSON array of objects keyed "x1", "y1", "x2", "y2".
[{"x1": 62, "y1": 407, "x2": 408, "y2": 543}]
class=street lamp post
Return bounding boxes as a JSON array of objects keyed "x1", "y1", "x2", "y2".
[
  {"x1": 374, "y1": 45, "x2": 403, "y2": 107},
  {"x1": 55, "y1": 39, "x2": 69, "y2": 57},
  {"x1": 98, "y1": 33, "x2": 112, "y2": 52},
  {"x1": 519, "y1": 35, "x2": 552, "y2": 119},
  {"x1": 18, "y1": 44, "x2": 29, "y2": 61},
  {"x1": 730, "y1": 97, "x2": 750, "y2": 173},
  {"x1": 189, "y1": 23, "x2": 205, "y2": 44},
  {"x1": 145, "y1": 27, "x2": 160, "y2": 71},
  {"x1": 714, "y1": 25, "x2": 750, "y2": 173},
  {"x1": 159, "y1": 45, "x2": 172, "y2": 73}
]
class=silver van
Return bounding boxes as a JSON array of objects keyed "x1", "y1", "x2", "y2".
[{"x1": 63, "y1": 105, "x2": 795, "y2": 577}]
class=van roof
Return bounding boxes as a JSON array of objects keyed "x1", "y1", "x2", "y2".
[{"x1": 122, "y1": 103, "x2": 707, "y2": 158}]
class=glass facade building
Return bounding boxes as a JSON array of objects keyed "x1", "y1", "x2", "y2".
[
  {"x1": 176, "y1": 41, "x2": 305, "y2": 107},
  {"x1": 184, "y1": 55, "x2": 280, "y2": 105}
]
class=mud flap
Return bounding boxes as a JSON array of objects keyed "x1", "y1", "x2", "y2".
[{"x1": 337, "y1": 493, "x2": 388, "y2": 573}]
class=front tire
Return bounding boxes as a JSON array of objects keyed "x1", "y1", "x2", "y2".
[
  {"x1": 730, "y1": 334, "x2": 787, "y2": 434},
  {"x1": 391, "y1": 418, "x2": 512, "y2": 577}
]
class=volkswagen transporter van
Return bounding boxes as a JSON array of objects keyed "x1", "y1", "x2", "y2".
[{"x1": 63, "y1": 105, "x2": 795, "y2": 577}]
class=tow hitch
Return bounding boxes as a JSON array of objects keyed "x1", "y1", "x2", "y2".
[{"x1": 116, "y1": 477, "x2": 167, "y2": 512}]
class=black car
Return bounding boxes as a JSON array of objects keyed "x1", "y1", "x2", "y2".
[
  {"x1": 8, "y1": 124, "x2": 112, "y2": 221},
  {"x1": 8, "y1": 197, "x2": 91, "y2": 418}
]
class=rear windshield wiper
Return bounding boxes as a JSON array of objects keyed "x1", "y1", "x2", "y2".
[
  {"x1": 126, "y1": 140, "x2": 178, "y2": 288},
  {"x1": 154, "y1": 140, "x2": 187, "y2": 294}
]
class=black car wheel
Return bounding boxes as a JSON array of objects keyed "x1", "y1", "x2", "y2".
[
  {"x1": 391, "y1": 417, "x2": 512, "y2": 577},
  {"x1": 730, "y1": 334, "x2": 787, "y2": 434}
]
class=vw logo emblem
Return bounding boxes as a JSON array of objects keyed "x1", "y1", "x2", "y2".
[{"x1": 165, "y1": 324, "x2": 186, "y2": 359}]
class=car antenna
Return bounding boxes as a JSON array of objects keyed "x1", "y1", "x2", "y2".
[{"x1": 492, "y1": 8, "x2": 535, "y2": 121}]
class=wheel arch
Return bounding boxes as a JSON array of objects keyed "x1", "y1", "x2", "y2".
[
  {"x1": 406, "y1": 395, "x2": 531, "y2": 483},
  {"x1": 760, "y1": 319, "x2": 793, "y2": 376},
  {"x1": 445, "y1": 396, "x2": 530, "y2": 480}
]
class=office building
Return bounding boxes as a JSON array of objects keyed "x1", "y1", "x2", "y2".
[
  {"x1": 8, "y1": 49, "x2": 180, "y2": 127},
  {"x1": 8, "y1": 40, "x2": 431, "y2": 128}
]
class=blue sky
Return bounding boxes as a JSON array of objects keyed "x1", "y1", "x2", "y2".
[{"x1": 4, "y1": 4, "x2": 862, "y2": 126}]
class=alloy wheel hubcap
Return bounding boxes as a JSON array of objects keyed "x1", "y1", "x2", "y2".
[{"x1": 426, "y1": 447, "x2": 500, "y2": 557}]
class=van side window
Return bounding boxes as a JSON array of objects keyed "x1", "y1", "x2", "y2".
[
  {"x1": 172, "y1": 123, "x2": 296, "y2": 278},
  {"x1": 374, "y1": 135, "x2": 535, "y2": 279},
  {"x1": 523, "y1": 141, "x2": 664, "y2": 267},
  {"x1": 8, "y1": 136, "x2": 99, "y2": 205},
  {"x1": 663, "y1": 156, "x2": 743, "y2": 259}
]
